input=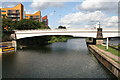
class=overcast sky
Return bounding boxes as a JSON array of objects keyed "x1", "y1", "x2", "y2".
[{"x1": 2, "y1": 0, "x2": 119, "y2": 29}]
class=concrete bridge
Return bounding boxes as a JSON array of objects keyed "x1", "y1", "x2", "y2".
[{"x1": 14, "y1": 28, "x2": 119, "y2": 39}]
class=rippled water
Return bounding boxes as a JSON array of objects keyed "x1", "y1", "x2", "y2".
[{"x1": 2, "y1": 38, "x2": 116, "y2": 78}]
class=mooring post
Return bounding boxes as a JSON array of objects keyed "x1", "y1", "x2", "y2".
[{"x1": 106, "y1": 37, "x2": 109, "y2": 49}]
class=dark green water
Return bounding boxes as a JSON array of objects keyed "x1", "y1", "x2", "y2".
[{"x1": 2, "y1": 38, "x2": 116, "y2": 78}]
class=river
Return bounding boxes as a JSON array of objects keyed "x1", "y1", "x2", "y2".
[
  {"x1": 104, "y1": 37, "x2": 119, "y2": 46},
  {"x1": 2, "y1": 38, "x2": 116, "y2": 78}
]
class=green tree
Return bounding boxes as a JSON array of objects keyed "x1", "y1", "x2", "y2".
[
  {"x1": 15, "y1": 19, "x2": 50, "y2": 30},
  {"x1": 2, "y1": 18, "x2": 50, "y2": 30},
  {"x1": 2, "y1": 18, "x2": 13, "y2": 31}
]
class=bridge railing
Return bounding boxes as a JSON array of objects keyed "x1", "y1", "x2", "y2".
[{"x1": 14, "y1": 29, "x2": 99, "y2": 32}]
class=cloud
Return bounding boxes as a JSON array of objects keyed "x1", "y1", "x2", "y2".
[
  {"x1": 25, "y1": 9, "x2": 33, "y2": 14},
  {"x1": 25, "y1": 10, "x2": 32, "y2": 14},
  {"x1": 31, "y1": 1, "x2": 64, "y2": 10},
  {"x1": 60, "y1": 11, "x2": 118, "y2": 28},
  {"x1": 24, "y1": 7, "x2": 40, "y2": 14},
  {"x1": 103, "y1": 16, "x2": 118, "y2": 28},
  {"x1": 2, "y1": 2, "x2": 20, "y2": 8},
  {"x1": 76, "y1": 0, "x2": 119, "y2": 14}
]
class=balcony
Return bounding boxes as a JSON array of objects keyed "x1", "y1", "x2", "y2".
[
  {"x1": 7, "y1": 12, "x2": 20, "y2": 15},
  {"x1": 8, "y1": 15, "x2": 20, "y2": 17}
]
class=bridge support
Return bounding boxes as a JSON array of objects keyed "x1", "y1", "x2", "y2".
[
  {"x1": 11, "y1": 32, "x2": 17, "y2": 52},
  {"x1": 12, "y1": 40, "x2": 17, "y2": 52},
  {"x1": 96, "y1": 28, "x2": 103, "y2": 45}
]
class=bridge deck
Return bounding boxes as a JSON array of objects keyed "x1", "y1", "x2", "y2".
[{"x1": 14, "y1": 29, "x2": 119, "y2": 39}]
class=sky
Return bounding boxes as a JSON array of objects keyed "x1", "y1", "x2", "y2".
[{"x1": 1, "y1": 0, "x2": 119, "y2": 29}]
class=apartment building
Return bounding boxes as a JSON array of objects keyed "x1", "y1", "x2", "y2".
[
  {"x1": 0, "y1": 3, "x2": 24, "y2": 21},
  {"x1": 42, "y1": 15, "x2": 48, "y2": 26},
  {"x1": 0, "y1": 3, "x2": 47, "y2": 24},
  {"x1": 25, "y1": 11, "x2": 41, "y2": 22}
]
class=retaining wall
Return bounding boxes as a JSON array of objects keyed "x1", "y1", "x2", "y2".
[{"x1": 88, "y1": 45, "x2": 120, "y2": 78}]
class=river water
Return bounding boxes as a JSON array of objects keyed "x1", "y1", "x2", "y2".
[
  {"x1": 2, "y1": 38, "x2": 116, "y2": 78},
  {"x1": 104, "y1": 37, "x2": 119, "y2": 46}
]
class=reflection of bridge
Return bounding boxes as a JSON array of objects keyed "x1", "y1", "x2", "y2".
[{"x1": 14, "y1": 29, "x2": 119, "y2": 39}]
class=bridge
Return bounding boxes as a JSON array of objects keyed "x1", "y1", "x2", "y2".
[{"x1": 14, "y1": 28, "x2": 119, "y2": 39}]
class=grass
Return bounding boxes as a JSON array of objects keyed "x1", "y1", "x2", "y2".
[
  {"x1": 111, "y1": 44, "x2": 118, "y2": 48},
  {"x1": 48, "y1": 36, "x2": 70, "y2": 43},
  {"x1": 96, "y1": 45, "x2": 120, "y2": 57},
  {"x1": 101, "y1": 51, "x2": 120, "y2": 64}
]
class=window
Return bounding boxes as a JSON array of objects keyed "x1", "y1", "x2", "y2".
[
  {"x1": 2, "y1": 14, "x2": 6, "y2": 16},
  {"x1": 16, "y1": 18, "x2": 20, "y2": 21},
  {"x1": 8, "y1": 10, "x2": 12, "y2": 13},
  {"x1": 2, "y1": 10, "x2": 6, "y2": 12},
  {"x1": 43, "y1": 19, "x2": 46, "y2": 21},
  {"x1": 16, "y1": 15, "x2": 20, "y2": 17},
  {"x1": 30, "y1": 16, "x2": 33, "y2": 19},
  {"x1": 16, "y1": 10, "x2": 19, "y2": 13},
  {"x1": 36, "y1": 16, "x2": 39, "y2": 18}
]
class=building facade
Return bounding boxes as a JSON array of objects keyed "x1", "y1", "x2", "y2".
[
  {"x1": 42, "y1": 15, "x2": 48, "y2": 26},
  {"x1": 25, "y1": 11, "x2": 41, "y2": 22},
  {"x1": 0, "y1": 3, "x2": 24, "y2": 21},
  {"x1": 0, "y1": 3, "x2": 48, "y2": 24}
]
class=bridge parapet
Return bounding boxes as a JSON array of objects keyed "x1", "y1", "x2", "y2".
[{"x1": 14, "y1": 28, "x2": 119, "y2": 39}]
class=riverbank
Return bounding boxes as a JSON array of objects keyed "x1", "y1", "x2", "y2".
[
  {"x1": 88, "y1": 44, "x2": 120, "y2": 78},
  {"x1": 108, "y1": 44, "x2": 120, "y2": 51},
  {"x1": 96, "y1": 45, "x2": 120, "y2": 57},
  {"x1": 48, "y1": 36, "x2": 72, "y2": 43}
]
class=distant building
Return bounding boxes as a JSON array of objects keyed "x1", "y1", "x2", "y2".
[
  {"x1": 42, "y1": 15, "x2": 48, "y2": 26},
  {"x1": 0, "y1": 3, "x2": 48, "y2": 24},
  {"x1": 0, "y1": 3, "x2": 24, "y2": 21},
  {"x1": 25, "y1": 11, "x2": 41, "y2": 22}
]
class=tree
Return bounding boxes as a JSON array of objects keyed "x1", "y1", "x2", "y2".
[
  {"x1": 14, "y1": 19, "x2": 50, "y2": 30},
  {"x1": 2, "y1": 18, "x2": 13, "y2": 31},
  {"x1": 58, "y1": 25, "x2": 66, "y2": 29},
  {"x1": 2, "y1": 18, "x2": 50, "y2": 30}
]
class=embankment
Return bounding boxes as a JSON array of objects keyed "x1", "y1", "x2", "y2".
[{"x1": 88, "y1": 45, "x2": 120, "y2": 78}]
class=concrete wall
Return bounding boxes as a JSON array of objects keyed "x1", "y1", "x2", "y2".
[{"x1": 88, "y1": 45, "x2": 120, "y2": 78}]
